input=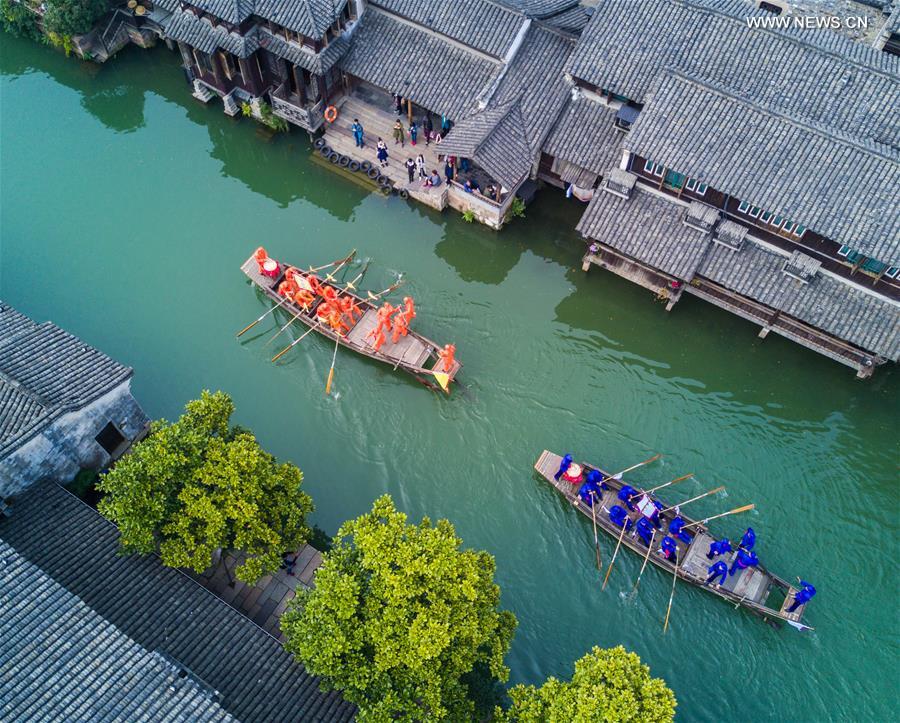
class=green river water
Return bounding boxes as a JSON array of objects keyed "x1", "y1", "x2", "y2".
[{"x1": 1, "y1": 38, "x2": 898, "y2": 721}]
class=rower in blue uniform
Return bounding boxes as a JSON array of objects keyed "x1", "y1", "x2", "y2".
[
  {"x1": 706, "y1": 537, "x2": 732, "y2": 560},
  {"x1": 660, "y1": 536, "x2": 678, "y2": 563},
  {"x1": 635, "y1": 517, "x2": 655, "y2": 547},
  {"x1": 578, "y1": 475, "x2": 603, "y2": 506},
  {"x1": 705, "y1": 561, "x2": 728, "y2": 586},
  {"x1": 650, "y1": 499, "x2": 665, "y2": 529},
  {"x1": 787, "y1": 580, "x2": 816, "y2": 612},
  {"x1": 608, "y1": 505, "x2": 633, "y2": 531},
  {"x1": 586, "y1": 468, "x2": 608, "y2": 491},
  {"x1": 668, "y1": 516, "x2": 694, "y2": 545},
  {"x1": 740, "y1": 527, "x2": 756, "y2": 550},
  {"x1": 618, "y1": 485, "x2": 640, "y2": 511},
  {"x1": 554, "y1": 453, "x2": 572, "y2": 481},
  {"x1": 729, "y1": 549, "x2": 758, "y2": 576}
]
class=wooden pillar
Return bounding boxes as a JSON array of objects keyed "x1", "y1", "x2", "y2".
[
  {"x1": 407, "y1": 98, "x2": 413, "y2": 124},
  {"x1": 294, "y1": 65, "x2": 307, "y2": 104},
  {"x1": 316, "y1": 74, "x2": 326, "y2": 102},
  {"x1": 210, "y1": 51, "x2": 225, "y2": 87},
  {"x1": 238, "y1": 56, "x2": 260, "y2": 96}
]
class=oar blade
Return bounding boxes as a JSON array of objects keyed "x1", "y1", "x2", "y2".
[{"x1": 326, "y1": 367, "x2": 334, "y2": 395}]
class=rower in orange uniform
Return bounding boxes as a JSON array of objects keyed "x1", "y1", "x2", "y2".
[
  {"x1": 391, "y1": 311, "x2": 409, "y2": 343},
  {"x1": 368, "y1": 325, "x2": 387, "y2": 351},
  {"x1": 254, "y1": 246, "x2": 269, "y2": 272},
  {"x1": 400, "y1": 296, "x2": 416, "y2": 325},
  {"x1": 278, "y1": 267, "x2": 300, "y2": 297},
  {"x1": 438, "y1": 343, "x2": 456, "y2": 372},
  {"x1": 339, "y1": 295, "x2": 362, "y2": 323},
  {"x1": 375, "y1": 303, "x2": 395, "y2": 334}
]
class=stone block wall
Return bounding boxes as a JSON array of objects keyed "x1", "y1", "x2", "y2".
[{"x1": 0, "y1": 382, "x2": 149, "y2": 498}]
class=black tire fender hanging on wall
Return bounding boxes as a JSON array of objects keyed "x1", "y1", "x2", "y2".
[
  {"x1": 329, "y1": 151, "x2": 340, "y2": 163},
  {"x1": 338, "y1": 155, "x2": 351, "y2": 167},
  {"x1": 380, "y1": 185, "x2": 392, "y2": 196},
  {"x1": 348, "y1": 160, "x2": 360, "y2": 172},
  {"x1": 399, "y1": 189, "x2": 409, "y2": 199},
  {"x1": 319, "y1": 145, "x2": 332, "y2": 157},
  {"x1": 314, "y1": 138, "x2": 326, "y2": 149},
  {"x1": 361, "y1": 161, "x2": 372, "y2": 172},
  {"x1": 366, "y1": 167, "x2": 380, "y2": 179}
]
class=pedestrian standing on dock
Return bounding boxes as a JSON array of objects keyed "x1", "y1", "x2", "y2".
[
  {"x1": 705, "y1": 561, "x2": 728, "y2": 586},
  {"x1": 444, "y1": 158, "x2": 455, "y2": 185},
  {"x1": 351, "y1": 118, "x2": 364, "y2": 148},
  {"x1": 409, "y1": 120, "x2": 418, "y2": 146},
  {"x1": 405, "y1": 157, "x2": 415, "y2": 183},
  {"x1": 393, "y1": 120, "x2": 405, "y2": 147},
  {"x1": 423, "y1": 114, "x2": 433, "y2": 145},
  {"x1": 376, "y1": 138, "x2": 388, "y2": 168},
  {"x1": 415, "y1": 153, "x2": 426, "y2": 179}
]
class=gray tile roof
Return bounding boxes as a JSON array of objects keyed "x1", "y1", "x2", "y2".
[
  {"x1": 340, "y1": 7, "x2": 502, "y2": 118},
  {"x1": 567, "y1": 0, "x2": 900, "y2": 146},
  {"x1": 0, "y1": 302, "x2": 133, "y2": 459},
  {"x1": 440, "y1": 99, "x2": 534, "y2": 188},
  {"x1": 1, "y1": 538, "x2": 235, "y2": 722},
  {"x1": 542, "y1": 94, "x2": 622, "y2": 175},
  {"x1": 625, "y1": 71, "x2": 900, "y2": 266},
  {"x1": 163, "y1": 9, "x2": 260, "y2": 56},
  {"x1": 699, "y1": 239, "x2": 900, "y2": 359},
  {"x1": 438, "y1": 24, "x2": 574, "y2": 188},
  {"x1": 371, "y1": 0, "x2": 526, "y2": 58},
  {"x1": 539, "y1": 3, "x2": 592, "y2": 32},
  {"x1": 495, "y1": 0, "x2": 580, "y2": 17},
  {"x1": 258, "y1": 27, "x2": 348, "y2": 73},
  {"x1": 0, "y1": 482, "x2": 356, "y2": 722},
  {"x1": 576, "y1": 186, "x2": 712, "y2": 280},
  {"x1": 156, "y1": 0, "x2": 346, "y2": 37}
]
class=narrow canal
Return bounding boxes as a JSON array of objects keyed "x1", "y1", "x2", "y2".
[{"x1": 2, "y1": 38, "x2": 897, "y2": 721}]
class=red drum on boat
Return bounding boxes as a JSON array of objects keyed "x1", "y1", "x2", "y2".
[
  {"x1": 563, "y1": 463, "x2": 583, "y2": 484},
  {"x1": 262, "y1": 259, "x2": 280, "y2": 278}
]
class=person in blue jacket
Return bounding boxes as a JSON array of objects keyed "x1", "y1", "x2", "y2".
[
  {"x1": 669, "y1": 516, "x2": 694, "y2": 545},
  {"x1": 706, "y1": 537, "x2": 732, "y2": 560},
  {"x1": 578, "y1": 476, "x2": 602, "y2": 506},
  {"x1": 740, "y1": 527, "x2": 756, "y2": 550},
  {"x1": 554, "y1": 453, "x2": 572, "y2": 481},
  {"x1": 608, "y1": 505, "x2": 633, "y2": 531},
  {"x1": 660, "y1": 536, "x2": 678, "y2": 563},
  {"x1": 586, "y1": 468, "x2": 608, "y2": 491},
  {"x1": 706, "y1": 561, "x2": 728, "y2": 586},
  {"x1": 787, "y1": 580, "x2": 816, "y2": 612},
  {"x1": 635, "y1": 517, "x2": 655, "y2": 547},
  {"x1": 729, "y1": 548, "x2": 758, "y2": 576},
  {"x1": 618, "y1": 485, "x2": 640, "y2": 511}
]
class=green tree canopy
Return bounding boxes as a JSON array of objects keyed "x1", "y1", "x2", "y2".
[
  {"x1": 44, "y1": 0, "x2": 109, "y2": 37},
  {"x1": 280, "y1": 494, "x2": 517, "y2": 722},
  {"x1": 97, "y1": 390, "x2": 312, "y2": 583},
  {"x1": 500, "y1": 646, "x2": 676, "y2": 723}
]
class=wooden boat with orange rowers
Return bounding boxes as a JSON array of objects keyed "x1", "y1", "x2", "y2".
[{"x1": 241, "y1": 252, "x2": 461, "y2": 392}]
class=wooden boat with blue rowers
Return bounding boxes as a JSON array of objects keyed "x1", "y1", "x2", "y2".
[
  {"x1": 534, "y1": 450, "x2": 813, "y2": 630},
  {"x1": 240, "y1": 251, "x2": 461, "y2": 393}
]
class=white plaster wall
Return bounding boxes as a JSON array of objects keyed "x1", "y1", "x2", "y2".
[{"x1": 0, "y1": 381, "x2": 149, "y2": 498}]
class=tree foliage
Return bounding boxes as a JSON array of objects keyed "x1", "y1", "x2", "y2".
[
  {"x1": 499, "y1": 646, "x2": 676, "y2": 723},
  {"x1": 97, "y1": 390, "x2": 312, "y2": 583},
  {"x1": 43, "y1": 0, "x2": 109, "y2": 37},
  {"x1": 280, "y1": 495, "x2": 517, "y2": 722},
  {"x1": 1, "y1": 0, "x2": 41, "y2": 40}
]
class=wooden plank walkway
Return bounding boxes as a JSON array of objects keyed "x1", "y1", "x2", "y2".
[
  {"x1": 194, "y1": 544, "x2": 323, "y2": 642},
  {"x1": 346, "y1": 308, "x2": 432, "y2": 368}
]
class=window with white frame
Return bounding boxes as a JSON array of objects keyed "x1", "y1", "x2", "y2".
[
  {"x1": 782, "y1": 220, "x2": 797, "y2": 233},
  {"x1": 885, "y1": 267, "x2": 899, "y2": 279},
  {"x1": 771, "y1": 215, "x2": 783, "y2": 227},
  {"x1": 749, "y1": 206, "x2": 762, "y2": 218},
  {"x1": 837, "y1": 245, "x2": 851, "y2": 257},
  {"x1": 738, "y1": 200, "x2": 751, "y2": 213},
  {"x1": 685, "y1": 178, "x2": 708, "y2": 195},
  {"x1": 760, "y1": 211, "x2": 773, "y2": 223}
]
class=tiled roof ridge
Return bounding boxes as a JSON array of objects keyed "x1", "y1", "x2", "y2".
[
  {"x1": 674, "y1": 0, "x2": 900, "y2": 78},
  {"x1": 368, "y1": 4, "x2": 510, "y2": 63},
  {"x1": 476, "y1": 96, "x2": 524, "y2": 154},
  {"x1": 659, "y1": 68, "x2": 900, "y2": 162}
]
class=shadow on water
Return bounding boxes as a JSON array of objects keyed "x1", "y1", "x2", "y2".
[{"x1": 0, "y1": 36, "x2": 366, "y2": 219}]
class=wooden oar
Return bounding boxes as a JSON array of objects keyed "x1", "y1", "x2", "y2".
[
  {"x1": 271, "y1": 321, "x2": 321, "y2": 362},
  {"x1": 266, "y1": 260, "x2": 367, "y2": 347},
  {"x1": 366, "y1": 278, "x2": 404, "y2": 303},
  {"x1": 237, "y1": 250, "x2": 354, "y2": 337},
  {"x1": 325, "y1": 335, "x2": 340, "y2": 395},
  {"x1": 602, "y1": 518, "x2": 631, "y2": 590},
  {"x1": 631, "y1": 529, "x2": 657, "y2": 594},
  {"x1": 660, "y1": 486, "x2": 725, "y2": 514},
  {"x1": 236, "y1": 295, "x2": 291, "y2": 338},
  {"x1": 644, "y1": 472, "x2": 693, "y2": 495},
  {"x1": 608, "y1": 453, "x2": 661, "y2": 481},
  {"x1": 681, "y1": 504, "x2": 755, "y2": 532},
  {"x1": 663, "y1": 561, "x2": 680, "y2": 633},
  {"x1": 590, "y1": 493, "x2": 602, "y2": 573}
]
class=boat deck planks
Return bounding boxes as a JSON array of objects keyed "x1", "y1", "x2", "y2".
[
  {"x1": 534, "y1": 449, "x2": 809, "y2": 629},
  {"x1": 346, "y1": 308, "x2": 432, "y2": 368}
]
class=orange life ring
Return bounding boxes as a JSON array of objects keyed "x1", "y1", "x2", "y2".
[{"x1": 324, "y1": 105, "x2": 338, "y2": 123}]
